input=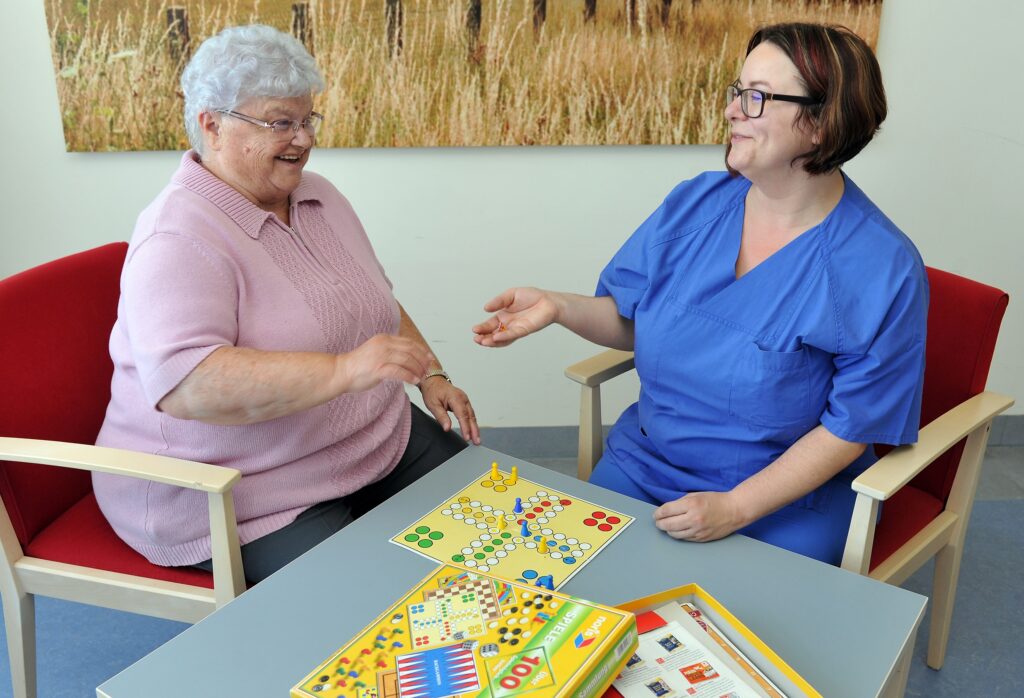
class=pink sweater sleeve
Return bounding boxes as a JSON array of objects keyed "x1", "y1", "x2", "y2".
[{"x1": 122, "y1": 232, "x2": 237, "y2": 407}]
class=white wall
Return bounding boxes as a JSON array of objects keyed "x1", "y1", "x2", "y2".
[{"x1": 1, "y1": 0, "x2": 1020, "y2": 426}]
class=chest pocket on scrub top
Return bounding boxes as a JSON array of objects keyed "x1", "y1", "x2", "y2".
[{"x1": 730, "y1": 342, "x2": 817, "y2": 433}]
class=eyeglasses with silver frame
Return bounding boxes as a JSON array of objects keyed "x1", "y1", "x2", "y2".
[
  {"x1": 215, "y1": 109, "x2": 324, "y2": 138},
  {"x1": 726, "y1": 81, "x2": 821, "y2": 118}
]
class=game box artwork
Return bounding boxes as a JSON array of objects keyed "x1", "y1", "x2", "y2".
[{"x1": 292, "y1": 565, "x2": 638, "y2": 698}]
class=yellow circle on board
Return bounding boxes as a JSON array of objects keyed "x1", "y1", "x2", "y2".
[
  {"x1": 458, "y1": 497, "x2": 470, "y2": 503},
  {"x1": 485, "y1": 516, "x2": 495, "y2": 523},
  {"x1": 462, "y1": 507, "x2": 473, "y2": 514},
  {"x1": 494, "y1": 485, "x2": 507, "y2": 492},
  {"x1": 480, "y1": 480, "x2": 494, "y2": 488}
]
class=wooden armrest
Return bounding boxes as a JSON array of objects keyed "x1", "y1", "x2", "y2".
[
  {"x1": 851, "y1": 391, "x2": 1014, "y2": 501},
  {"x1": 0, "y1": 437, "x2": 240, "y2": 493},
  {"x1": 565, "y1": 349, "x2": 635, "y2": 387}
]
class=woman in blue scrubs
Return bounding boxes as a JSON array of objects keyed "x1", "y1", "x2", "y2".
[{"x1": 472, "y1": 23, "x2": 927, "y2": 566}]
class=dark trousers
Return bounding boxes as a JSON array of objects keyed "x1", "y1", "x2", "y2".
[{"x1": 194, "y1": 404, "x2": 465, "y2": 584}]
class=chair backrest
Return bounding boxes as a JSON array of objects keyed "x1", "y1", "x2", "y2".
[
  {"x1": 894, "y1": 267, "x2": 1009, "y2": 503},
  {"x1": 0, "y1": 243, "x2": 128, "y2": 546}
]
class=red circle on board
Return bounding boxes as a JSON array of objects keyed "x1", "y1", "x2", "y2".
[
  {"x1": 560, "y1": 499, "x2": 572, "y2": 505},
  {"x1": 592, "y1": 511, "x2": 606, "y2": 519},
  {"x1": 534, "y1": 507, "x2": 544, "y2": 513},
  {"x1": 606, "y1": 516, "x2": 621, "y2": 524},
  {"x1": 598, "y1": 523, "x2": 613, "y2": 532},
  {"x1": 542, "y1": 501, "x2": 552, "y2": 507},
  {"x1": 583, "y1": 518, "x2": 597, "y2": 526},
  {"x1": 526, "y1": 513, "x2": 536, "y2": 519}
]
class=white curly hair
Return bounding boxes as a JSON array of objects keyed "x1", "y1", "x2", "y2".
[{"x1": 181, "y1": 24, "x2": 325, "y2": 154}]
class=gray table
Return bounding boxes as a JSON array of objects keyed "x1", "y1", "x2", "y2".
[{"x1": 98, "y1": 447, "x2": 925, "y2": 698}]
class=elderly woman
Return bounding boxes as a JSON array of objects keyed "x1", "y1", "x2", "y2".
[
  {"x1": 473, "y1": 23, "x2": 927, "y2": 565},
  {"x1": 94, "y1": 25, "x2": 479, "y2": 584}
]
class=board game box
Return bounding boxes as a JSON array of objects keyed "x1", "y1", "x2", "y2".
[{"x1": 292, "y1": 565, "x2": 639, "y2": 698}]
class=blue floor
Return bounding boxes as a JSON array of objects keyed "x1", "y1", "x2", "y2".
[{"x1": 1, "y1": 500, "x2": 1022, "y2": 696}]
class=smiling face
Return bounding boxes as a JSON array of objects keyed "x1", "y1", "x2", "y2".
[
  {"x1": 725, "y1": 42, "x2": 817, "y2": 182},
  {"x1": 200, "y1": 94, "x2": 315, "y2": 215}
]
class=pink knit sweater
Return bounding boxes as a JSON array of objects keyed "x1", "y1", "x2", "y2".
[{"x1": 94, "y1": 151, "x2": 411, "y2": 566}]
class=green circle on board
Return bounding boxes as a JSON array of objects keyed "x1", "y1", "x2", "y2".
[
  {"x1": 474, "y1": 553, "x2": 486, "y2": 560},
  {"x1": 404, "y1": 534, "x2": 419, "y2": 542},
  {"x1": 415, "y1": 526, "x2": 431, "y2": 535},
  {"x1": 417, "y1": 539, "x2": 434, "y2": 548},
  {"x1": 483, "y1": 546, "x2": 494, "y2": 552},
  {"x1": 501, "y1": 532, "x2": 512, "y2": 539},
  {"x1": 428, "y1": 531, "x2": 444, "y2": 540},
  {"x1": 452, "y1": 555, "x2": 465, "y2": 562}
]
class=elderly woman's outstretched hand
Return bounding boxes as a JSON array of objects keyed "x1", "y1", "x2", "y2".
[
  {"x1": 338, "y1": 334, "x2": 434, "y2": 393},
  {"x1": 472, "y1": 287, "x2": 560, "y2": 348}
]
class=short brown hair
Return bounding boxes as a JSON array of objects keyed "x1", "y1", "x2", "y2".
[{"x1": 728, "y1": 23, "x2": 887, "y2": 175}]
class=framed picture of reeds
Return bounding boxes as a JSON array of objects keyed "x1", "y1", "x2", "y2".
[{"x1": 46, "y1": 0, "x2": 882, "y2": 151}]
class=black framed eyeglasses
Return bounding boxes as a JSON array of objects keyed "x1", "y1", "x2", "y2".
[
  {"x1": 216, "y1": 109, "x2": 324, "y2": 138},
  {"x1": 726, "y1": 81, "x2": 821, "y2": 118}
]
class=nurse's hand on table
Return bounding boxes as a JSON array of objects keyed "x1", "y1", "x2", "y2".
[
  {"x1": 472, "y1": 287, "x2": 559, "y2": 348},
  {"x1": 653, "y1": 491, "x2": 745, "y2": 543}
]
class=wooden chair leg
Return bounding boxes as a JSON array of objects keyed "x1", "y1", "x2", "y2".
[
  {"x1": 927, "y1": 541, "x2": 963, "y2": 669},
  {"x1": 2, "y1": 590, "x2": 36, "y2": 698},
  {"x1": 577, "y1": 385, "x2": 603, "y2": 481}
]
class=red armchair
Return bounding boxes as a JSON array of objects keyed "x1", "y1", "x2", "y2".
[{"x1": 0, "y1": 243, "x2": 245, "y2": 698}]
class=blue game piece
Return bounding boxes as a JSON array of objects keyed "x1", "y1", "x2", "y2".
[
  {"x1": 534, "y1": 575, "x2": 555, "y2": 590},
  {"x1": 513, "y1": 497, "x2": 523, "y2": 514},
  {"x1": 520, "y1": 521, "x2": 530, "y2": 537}
]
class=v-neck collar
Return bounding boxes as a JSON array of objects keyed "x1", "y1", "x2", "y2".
[{"x1": 729, "y1": 172, "x2": 849, "y2": 284}]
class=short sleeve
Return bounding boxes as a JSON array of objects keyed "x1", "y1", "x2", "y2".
[
  {"x1": 821, "y1": 266, "x2": 929, "y2": 445},
  {"x1": 122, "y1": 233, "x2": 238, "y2": 407},
  {"x1": 595, "y1": 202, "x2": 667, "y2": 320}
]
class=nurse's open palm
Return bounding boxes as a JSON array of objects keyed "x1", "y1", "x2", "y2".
[
  {"x1": 473, "y1": 287, "x2": 558, "y2": 348},
  {"x1": 653, "y1": 491, "x2": 743, "y2": 543}
]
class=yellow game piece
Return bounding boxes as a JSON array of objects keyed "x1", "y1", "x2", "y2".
[
  {"x1": 538, "y1": 536, "x2": 546, "y2": 552},
  {"x1": 509, "y1": 466, "x2": 518, "y2": 485},
  {"x1": 490, "y1": 461, "x2": 501, "y2": 480},
  {"x1": 498, "y1": 517, "x2": 507, "y2": 530}
]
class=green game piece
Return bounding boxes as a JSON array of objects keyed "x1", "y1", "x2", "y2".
[
  {"x1": 452, "y1": 554, "x2": 465, "y2": 562},
  {"x1": 417, "y1": 539, "x2": 434, "y2": 548},
  {"x1": 428, "y1": 531, "x2": 444, "y2": 540},
  {"x1": 474, "y1": 552, "x2": 486, "y2": 560},
  {"x1": 404, "y1": 533, "x2": 419, "y2": 542},
  {"x1": 415, "y1": 525, "x2": 431, "y2": 535}
]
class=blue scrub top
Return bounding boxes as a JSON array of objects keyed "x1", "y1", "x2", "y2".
[{"x1": 596, "y1": 171, "x2": 928, "y2": 508}]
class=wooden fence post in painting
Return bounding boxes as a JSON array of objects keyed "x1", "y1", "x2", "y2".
[
  {"x1": 661, "y1": 0, "x2": 672, "y2": 28},
  {"x1": 166, "y1": 6, "x2": 190, "y2": 64},
  {"x1": 584, "y1": 0, "x2": 597, "y2": 22},
  {"x1": 533, "y1": 0, "x2": 547, "y2": 32},
  {"x1": 292, "y1": 2, "x2": 313, "y2": 52},
  {"x1": 466, "y1": 0, "x2": 482, "y2": 56},
  {"x1": 385, "y1": 0, "x2": 403, "y2": 57},
  {"x1": 624, "y1": 0, "x2": 637, "y2": 32}
]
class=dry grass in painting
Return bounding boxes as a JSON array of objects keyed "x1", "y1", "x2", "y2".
[{"x1": 47, "y1": 0, "x2": 881, "y2": 151}]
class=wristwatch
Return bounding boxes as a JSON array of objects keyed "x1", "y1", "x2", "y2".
[{"x1": 423, "y1": 368, "x2": 451, "y2": 383}]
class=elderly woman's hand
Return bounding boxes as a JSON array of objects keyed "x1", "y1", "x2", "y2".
[
  {"x1": 338, "y1": 334, "x2": 434, "y2": 393},
  {"x1": 653, "y1": 491, "x2": 745, "y2": 543},
  {"x1": 419, "y1": 377, "x2": 481, "y2": 445}
]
